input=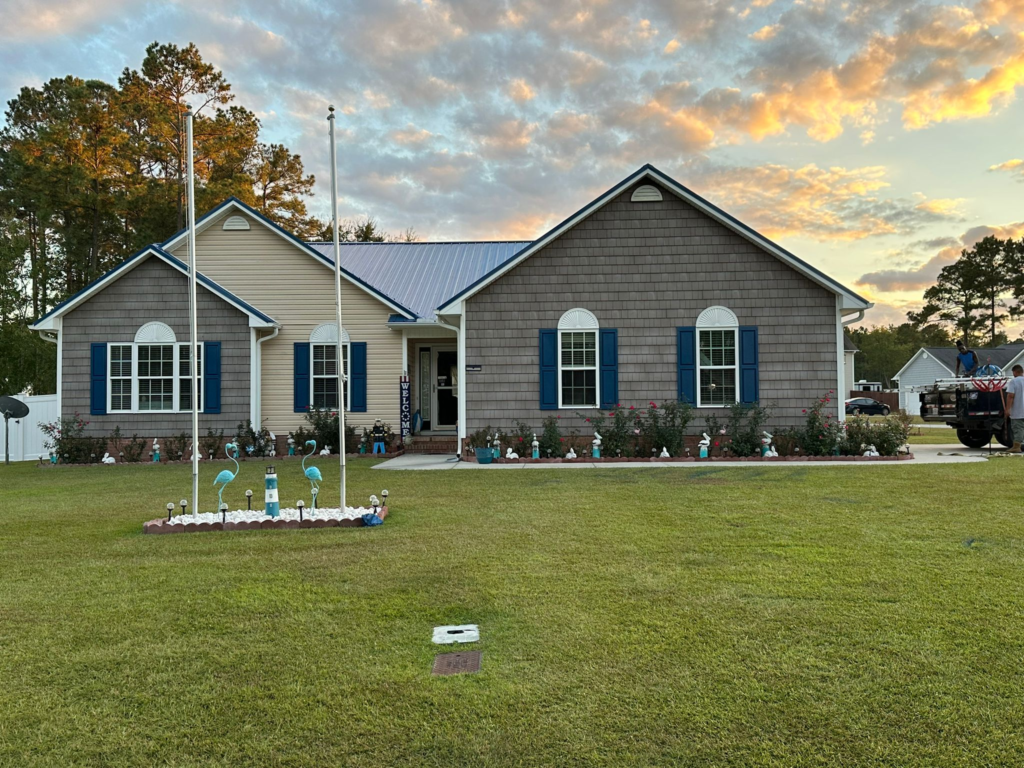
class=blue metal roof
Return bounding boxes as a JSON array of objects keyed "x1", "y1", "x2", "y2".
[{"x1": 307, "y1": 241, "x2": 531, "y2": 320}]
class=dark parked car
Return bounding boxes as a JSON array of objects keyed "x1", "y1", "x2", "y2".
[{"x1": 845, "y1": 397, "x2": 890, "y2": 416}]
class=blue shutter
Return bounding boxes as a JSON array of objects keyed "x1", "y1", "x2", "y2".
[
  {"x1": 539, "y1": 329, "x2": 558, "y2": 410},
  {"x1": 677, "y1": 327, "x2": 696, "y2": 405},
  {"x1": 599, "y1": 328, "x2": 618, "y2": 409},
  {"x1": 739, "y1": 326, "x2": 759, "y2": 404},
  {"x1": 90, "y1": 343, "x2": 107, "y2": 415},
  {"x1": 293, "y1": 342, "x2": 310, "y2": 413},
  {"x1": 203, "y1": 342, "x2": 221, "y2": 414},
  {"x1": 350, "y1": 342, "x2": 367, "y2": 412}
]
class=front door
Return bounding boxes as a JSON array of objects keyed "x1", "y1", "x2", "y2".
[{"x1": 433, "y1": 347, "x2": 458, "y2": 431}]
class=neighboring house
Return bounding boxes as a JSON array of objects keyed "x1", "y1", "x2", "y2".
[
  {"x1": 843, "y1": 333, "x2": 859, "y2": 396},
  {"x1": 30, "y1": 164, "x2": 872, "y2": 451},
  {"x1": 893, "y1": 343, "x2": 1024, "y2": 415}
]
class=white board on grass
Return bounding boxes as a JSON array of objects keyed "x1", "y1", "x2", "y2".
[{"x1": 432, "y1": 624, "x2": 479, "y2": 644}]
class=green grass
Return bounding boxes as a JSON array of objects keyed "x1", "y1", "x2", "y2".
[
  {"x1": 908, "y1": 429, "x2": 961, "y2": 444},
  {"x1": 2, "y1": 457, "x2": 1024, "y2": 766}
]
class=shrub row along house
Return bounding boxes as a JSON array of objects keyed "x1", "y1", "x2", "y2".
[{"x1": 29, "y1": 164, "x2": 872, "y2": 454}]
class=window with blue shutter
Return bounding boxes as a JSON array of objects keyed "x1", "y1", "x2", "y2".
[
  {"x1": 599, "y1": 328, "x2": 618, "y2": 409},
  {"x1": 539, "y1": 329, "x2": 558, "y2": 410},
  {"x1": 293, "y1": 342, "x2": 311, "y2": 412},
  {"x1": 739, "y1": 326, "x2": 759, "y2": 404},
  {"x1": 203, "y1": 342, "x2": 221, "y2": 414},
  {"x1": 350, "y1": 342, "x2": 367, "y2": 412},
  {"x1": 90, "y1": 343, "x2": 107, "y2": 415},
  {"x1": 677, "y1": 327, "x2": 696, "y2": 405}
]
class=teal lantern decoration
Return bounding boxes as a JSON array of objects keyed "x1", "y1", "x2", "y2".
[{"x1": 265, "y1": 466, "x2": 280, "y2": 518}]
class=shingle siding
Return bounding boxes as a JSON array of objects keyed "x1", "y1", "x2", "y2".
[
  {"x1": 464, "y1": 181, "x2": 839, "y2": 433},
  {"x1": 61, "y1": 257, "x2": 250, "y2": 437}
]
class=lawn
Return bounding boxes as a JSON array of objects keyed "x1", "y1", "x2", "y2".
[{"x1": 2, "y1": 457, "x2": 1023, "y2": 766}]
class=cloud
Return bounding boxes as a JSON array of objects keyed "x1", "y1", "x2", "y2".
[
  {"x1": 684, "y1": 161, "x2": 963, "y2": 242},
  {"x1": 750, "y1": 24, "x2": 780, "y2": 40},
  {"x1": 989, "y1": 158, "x2": 1024, "y2": 179},
  {"x1": 857, "y1": 221, "x2": 1024, "y2": 291},
  {"x1": 507, "y1": 78, "x2": 536, "y2": 102},
  {"x1": 663, "y1": 39, "x2": 680, "y2": 54}
]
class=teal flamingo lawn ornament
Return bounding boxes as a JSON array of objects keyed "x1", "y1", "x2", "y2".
[
  {"x1": 302, "y1": 440, "x2": 323, "y2": 512},
  {"x1": 213, "y1": 442, "x2": 240, "y2": 513}
]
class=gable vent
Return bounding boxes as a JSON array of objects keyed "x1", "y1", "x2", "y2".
[
  {"x1": 222, "y1": 215, "x2": 251, "y2": 231},
  {"x1": 631, "y1": 185, "x2": 663, "y2": 203}
]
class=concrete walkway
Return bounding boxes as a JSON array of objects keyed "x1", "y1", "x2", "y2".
[{"x1": 373, "y1": 444, "x2": 994, "y2": 471}]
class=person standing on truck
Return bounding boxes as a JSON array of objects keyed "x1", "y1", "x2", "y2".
[
  {"x1": 955, "y1": 341, "x2": 980, "y2": 377},
  {"x1": 1005, "y1": 364, "x2": 1024, "y2": 452}
]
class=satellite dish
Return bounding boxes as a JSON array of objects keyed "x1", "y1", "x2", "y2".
[{"x1": 0, "y1": 396, "x2": 29, "y2": 420}]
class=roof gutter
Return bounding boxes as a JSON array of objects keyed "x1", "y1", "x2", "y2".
[{"x1": 842, "y1": 309, "x2": 866, "y2": 327}]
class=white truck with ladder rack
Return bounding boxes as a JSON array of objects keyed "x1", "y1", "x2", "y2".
[{"x1": 913, "y1": 371, "x2": 1012, "y2": 448}]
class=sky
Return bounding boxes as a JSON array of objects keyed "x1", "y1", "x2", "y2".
[{"x1": 2, "y1": 0, "x2": 1023, "y2": 328}]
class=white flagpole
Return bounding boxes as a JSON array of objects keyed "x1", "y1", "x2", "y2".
[
  {"x1": 185, "y1": 105, "x2": 200, "y2": 515},
  {"x1": 328, "y1": 106, "x2": 347, "y2": 510}
]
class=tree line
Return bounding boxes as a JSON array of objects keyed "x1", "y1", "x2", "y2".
[{"x1": 0, "y1": 42, "x2": 411, "y2": 396}]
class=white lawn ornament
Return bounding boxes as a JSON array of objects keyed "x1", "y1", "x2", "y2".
[
  {"x1": 592, "y1": 430, "x2": 602, "y2": 458},
  {"x1": 659, "y1": 446, "x2": 670, "y2": 458},
  {"x1": 492, "y1": 434, "x2": 501, "y2": 459},
  {"x1": 565, "y1": 447, "x2": 577, "y2": 459},
  {"x1": 698, "y1": 433, "x2": 711, "y2": 459},
  {"x1": 101, "y1": 452, "x2": 115, "y2": 464},
  {"x1": 761, "y1": 431, "x2": 778, "y2": 458},
  {"x1": 268, "y1": 432, "x2": 277, "y2": 457},
  {"x1": 189, "y1": 443, "x2": 203, "y2": 461},
  {"x1": 320, "y1": 445, "x2": 331, "y2": 456},
  {"x1": 531, "y1": 433, "x2": 540, "y2": 459},
  {"x1": 863, "y1": 444, "x2": 880, "y2": 457},
  {"x1": 506, "y1": 447, "x2": 519, "y2": 460}
]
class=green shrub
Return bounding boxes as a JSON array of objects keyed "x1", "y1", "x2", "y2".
[
  {"x1": 165, "y1": 431, "x2": 189, "y2": 461},
  {"x1": 794, "y1": 392, "x2": 845, "y2": 456},
  {"x1": 509, "y1": 420, "x2": 533, "y2": 454},
  {"x1": 235, "y1": 420, "x2": 273, "y2": 458},
  {"x1": 200, "y1": 428, "x2": 224, "y2": 460},
  {"x1": 705, "y1": 402, "x2": 773, "y2": 457},
  {"x1": 538, "y1": 416, "x2": 563, "y2": 457},
  {"x1": 467, "y1": 426, "x2": 493, "y2": 450},
  {"x1": 842, "y1": 412, "x2": 912, "y2": 456}
]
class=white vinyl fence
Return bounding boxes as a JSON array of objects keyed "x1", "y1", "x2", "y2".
[{"x1": 1, "y1": 394, "x2": 58, "y2": 463}]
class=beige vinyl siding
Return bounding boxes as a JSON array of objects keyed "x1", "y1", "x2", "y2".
[{"x1": 167, "y1": 209, "x2": 402, "y2": 434}]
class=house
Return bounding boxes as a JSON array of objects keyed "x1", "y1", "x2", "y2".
[
  {"x1": 30, "y1": 164, "x2": 872, "y2": 453},
  {"x1": 893, "y1": 342, "x2": 1024, "y2": 415}
]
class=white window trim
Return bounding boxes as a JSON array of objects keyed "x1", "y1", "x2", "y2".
[
  {"x1": 106, "y1": 340, "x2": 204, "y2": 414},
  {"x1": 557, "y1": 308, "x2": 600, "y2": 410},
  {"x1": 696, "y1": 306, "x2": 740, "y2": 409},
  {"x1": 310, "y1": 341, "x2": 350, "y2": 412}
]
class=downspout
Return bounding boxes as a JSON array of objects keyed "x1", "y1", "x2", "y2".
[
  {"x1": 458, "y1": 310, "x2": 466, "y2": 457},
  {"x1": 255, "y1": 326, "x2": 280, "y2": 428},
  {"x1": 38, "y1": 329, "x2": 60, "y2": 419}
]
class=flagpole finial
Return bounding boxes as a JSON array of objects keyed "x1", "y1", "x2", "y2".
[
  {"x1": 328, "y1": 105, "x2": 335, "y2": 120},
  {"x1": 185, "y1": 102, "x2": 193, "y2": 115}
]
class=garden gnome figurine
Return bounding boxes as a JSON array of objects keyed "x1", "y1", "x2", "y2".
[
  {"x1": 531, "y1": 433, "x2": 540, "y2": 460},
  {"x1": 592, "y1": 430, "x2": 602, "y2": 458},
  {"x1": 372, "y1": 419, "x2": 386, "y2": 455},
  {"x1": 659, "y1": 446, "x2": 670, "y2": 458},
  {"x1": 287, "y1": 435, "x2": 296, "y2": 456},
  {"x1": 506, "y1": 446, "x2": 519, "y2": 460},
  {"x1": 492, "y1": 434, "x2": 501, "y2": 460},
  {"x1": 268, "y1": 432, "x2": 277, "y2": 457},
  {"x1": 152, "y1": 438, "x2": 160, "y2": 462},
  {"x1": 359, "y1": 434, "x2": 367, "y2": 454},
  {"x1": 698, "y1": 433, "x2": 711, "y2": 459}
]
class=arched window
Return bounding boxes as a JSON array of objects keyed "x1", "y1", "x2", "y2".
[
  {"x1": 558, "y1": 308, "x2": 599, "y2": 408},
  {"x1": 696, "y1": 306, "x2": 738, "y2": 407},
  {"x1": 310, "y1": 323, "x2": 351, "y2": 410},
  {"x1": 108, "y1": 322, "x2": 201, "y2": 412}
]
